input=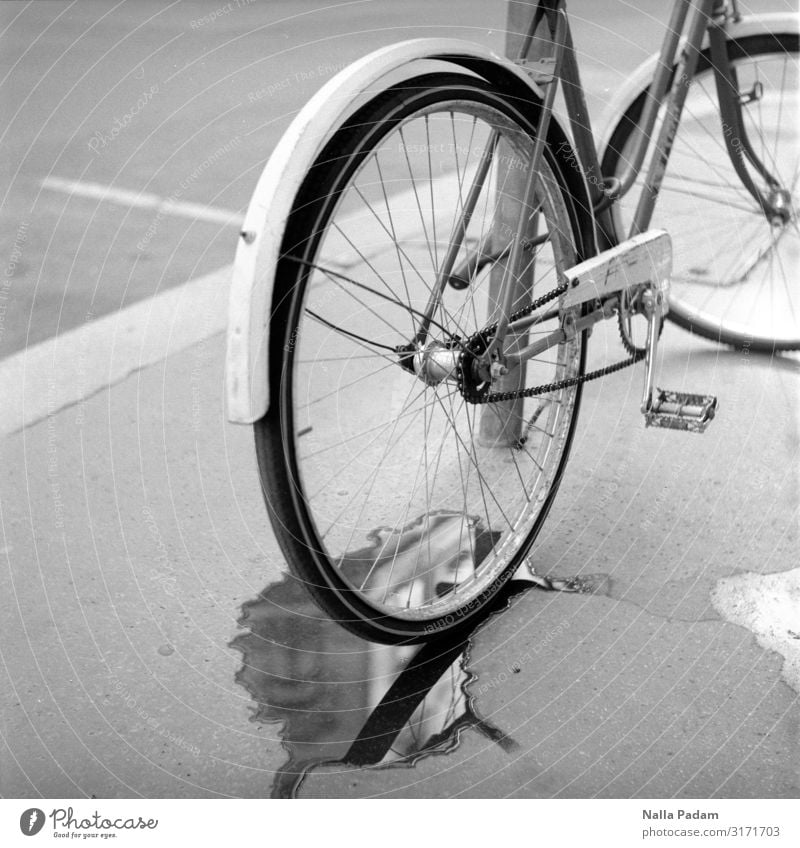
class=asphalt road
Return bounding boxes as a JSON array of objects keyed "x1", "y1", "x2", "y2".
[
  {"x1": 1, "y1": 0, "x2": 696, "y2": 357},
  {"x1": 2, "y1": 0, "x2": 791, "y2": 358},
  {"x1": 1, "y1": 0, "x2": 797, "y2": 808}
]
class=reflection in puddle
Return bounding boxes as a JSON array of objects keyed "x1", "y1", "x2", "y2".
[
  {"x1": 231, "y1": 513, "x2": 611, "y2": 797},
  {"x1": 231, "y1": 573, "x2": 522, "y2": 798},
  {"x1": 337, "y1": 511, "x2": 499, "y2": 610}
]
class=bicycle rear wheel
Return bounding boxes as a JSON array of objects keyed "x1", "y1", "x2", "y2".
[
  {"x1": 603, "y1": 32, "x2": 799, "y2": 351},
  {"x1": 257, "y1": 73, "x2": 591, "y2": 643}
]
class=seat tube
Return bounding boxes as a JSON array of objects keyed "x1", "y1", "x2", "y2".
[{"x1": 630, "y1": 0, "x2": 716, "y2": 236}]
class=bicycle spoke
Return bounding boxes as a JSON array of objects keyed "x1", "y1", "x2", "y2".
[{"x1": 300, "y1": 259, "x2": 467, "y2": 349}]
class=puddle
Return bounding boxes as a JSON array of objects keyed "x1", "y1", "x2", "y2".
[
  {"x1": 231, "y1": 509, "x2": 613, "y2": 797},
  {"x1": 230, "y1": 572, "x2": 527, "y2": 797}
]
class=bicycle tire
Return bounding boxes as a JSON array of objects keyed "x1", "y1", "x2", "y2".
[
  {"x1": 602, "y1": 31, "x2": 799, "y2": 351},
  {"x1": 255, "y1": 73, "x2": 593, "y2": 643}
]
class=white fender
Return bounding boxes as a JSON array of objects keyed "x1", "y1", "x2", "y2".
[
  {"x1": 597, "y1": 12, "x2": 799, "y2": 154},
  {"x1": 226, "y1": 39, "x2": 551, "y2": 424}
]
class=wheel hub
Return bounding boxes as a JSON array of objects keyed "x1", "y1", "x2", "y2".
[
  {"x1": 404, "y1": 340, "x2": 462, "y2": 386},
  {"x1": 767, "y1": 186, "x2": 793, "y2": 225}
]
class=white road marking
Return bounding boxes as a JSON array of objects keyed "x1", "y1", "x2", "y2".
[
  {"x1": 0, "y1": 263, "x2": 232, "y2": 437},
  {"x1": 8, "y1": 174, "x2": 444, "y2": 436},
  {"x1": 41, "y1": 176, "x2": 244, "y2": 227}
]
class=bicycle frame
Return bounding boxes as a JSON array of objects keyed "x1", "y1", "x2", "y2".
[
  {"x1": 225, "y1": 1, "x2": 796, "y2": 426},
  {"x1": 451, "y1": 0, "x2": 787, "y2": 372},
  {"x1": 223, "y1": 0, "x2": 794, "y2": 640},
  {"x1": 526, "y1": 0, "x2": 787, "y2": 242}
]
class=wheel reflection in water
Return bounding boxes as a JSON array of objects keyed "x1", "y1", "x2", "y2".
[{"x1": 230, "y1": 516, "x2": 517, "y2": 798}]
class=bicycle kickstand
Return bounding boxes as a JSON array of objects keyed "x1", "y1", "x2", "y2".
[{"x1": 640, "y1": 286, "x2": 718, "y2": 433}]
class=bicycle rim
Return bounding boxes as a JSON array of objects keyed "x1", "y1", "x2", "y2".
[{"x1": 261, "y1": 75, "x2": 587, "y2": 641}]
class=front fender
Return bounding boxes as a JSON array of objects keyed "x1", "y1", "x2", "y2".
[
  {"x1": 226, "y1": 38, "x2": 590, "y2": 424},
  {"x1": 597, "y1": 12, "x2": 799, "y2": 155}
]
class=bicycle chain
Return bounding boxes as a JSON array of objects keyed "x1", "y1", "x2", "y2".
[
  {"x1": 457, "y1": 282, "x2": 646, "y2": 404},
  {"x1": 617, "y1": 290, "x2": 641, "y2": 358}
]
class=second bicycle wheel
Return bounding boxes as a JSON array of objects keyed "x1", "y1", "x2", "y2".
[
  {"x1": 256, "y1": 73, "x2": 592, "y2": 643},
  {"x1": 603, "y1": 31, "x2": 799, "y2": 351}
]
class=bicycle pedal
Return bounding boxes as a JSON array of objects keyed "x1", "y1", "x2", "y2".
[{"x1": 644, "y1": 389, "x2": 718, "y2": 433}]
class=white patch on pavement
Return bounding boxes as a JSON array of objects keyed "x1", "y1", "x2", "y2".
[{"x1": 711, "y1": 568, "x2": 800, "y2": 693}]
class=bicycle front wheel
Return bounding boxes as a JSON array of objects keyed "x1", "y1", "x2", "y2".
[
  {"x1": 257, "y1": 73, "x2": 591, "y2": 643},
  {"x1": 603, "y1": 31, "x2": 799, "y2": 351}
]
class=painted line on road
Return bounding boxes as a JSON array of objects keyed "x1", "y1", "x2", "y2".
[
  {"x1": 41, "y1": 176, "x2": 244, "y2": 227},
  {"x1": 7, "y1": 170, "x2": 470, "y2": 436},
  {"x1": 0, "y1": 263, "x2": 232, "y2": 437}
]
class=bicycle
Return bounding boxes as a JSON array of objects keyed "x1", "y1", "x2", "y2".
[{"x1": 225, "y1": 0, "x2": 798, "y2": 644}]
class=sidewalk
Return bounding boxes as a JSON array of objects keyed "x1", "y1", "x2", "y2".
[
  {"x1": 0, "y1": 320, "x2": 291, "y2": 796},
  {"x1": 2, "y1": 285, "x2": 795, "y2": 797}
]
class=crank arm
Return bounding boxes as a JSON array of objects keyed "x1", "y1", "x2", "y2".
[{"x1": 640, "y1": 289, "x2": 666, "y2": 415}]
